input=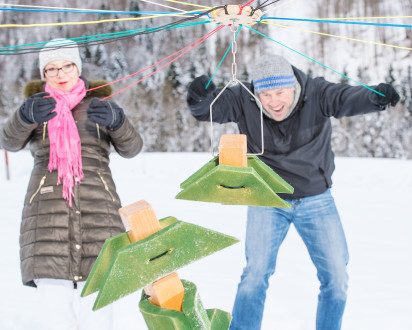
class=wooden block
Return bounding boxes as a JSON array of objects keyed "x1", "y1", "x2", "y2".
[
  {"x1": 119, "y1": 200, "x2": 162, "y2": 243},
  {"x1": 144, "y1": 272, "x2": 185, "y2": 311},
  {"x1": 118, "y1": 201, "x2": 185, "y2": 313},
  {"x1": 218, "y1": 134, "x2": 247, "y2": 167}
]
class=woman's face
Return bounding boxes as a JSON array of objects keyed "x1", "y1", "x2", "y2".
[{"x1": 44, "y1": 60, "x2": 80, "y2": 91}]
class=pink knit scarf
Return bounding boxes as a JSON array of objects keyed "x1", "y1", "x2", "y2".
[{"x1": 46, "y1": 79, "x2": 86, "y2": 207}]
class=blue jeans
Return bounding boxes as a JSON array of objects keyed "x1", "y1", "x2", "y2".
[{"x1": 230, "y1": 189, "x2": 349, "y2": 330}]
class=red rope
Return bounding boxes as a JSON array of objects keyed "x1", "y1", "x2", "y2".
[
  {"x1": 100, "y1": 25, "x2": 224, "y2": 101},
  {"x1": 237, "y1": 0, "x2": 256, "y2": 15},
  {"x1": 240, "y1": 0, "x2": 255, "y2": 9},
  {"x1": 85, "y1": 30, "x2": 218, "y2": 93},
  {"x1": 4, "y1": 150, "x2": 10, "y2": 180}
]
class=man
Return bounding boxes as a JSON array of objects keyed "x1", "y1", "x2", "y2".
[{"x1": 186, "y1": 54, "x2": 400, "y2": 330}]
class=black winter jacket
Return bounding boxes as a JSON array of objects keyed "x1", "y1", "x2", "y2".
[
  {"x1": 187, "y1": 67, "x2": 386, "y2": 199},
  {"x1": 0, "y1": 78, "x2": 143, "y2": 287}
]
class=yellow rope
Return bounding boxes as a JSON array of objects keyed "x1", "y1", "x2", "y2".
[
  {"x1": 0, "y1": 10, "x2": 199, "y2": 28},
  {"x1": 159, "y1": 0, "x2": 211, "y2": 10},
  {"x1": 261, "y1": 21, "x2": 412, "y2": 51}
]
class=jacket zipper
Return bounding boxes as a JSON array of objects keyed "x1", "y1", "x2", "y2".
[
  {"x1": 96, "y1": 123, "x2": 100, "y2": 140},
  {"x1": 42, "y1": 122, "x2": 47, "y2": 140},
  {"x1": 98, "y1": 172, "x2": 115, "y2": 202},
  {"x1": 29, "y1": 175, "x2": 47, "y2": 204}
]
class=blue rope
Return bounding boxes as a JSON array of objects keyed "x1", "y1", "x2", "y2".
[
  {"x1": 245, "y1": 25, "x2": 385, "y2": 97},
  {"x1": 0, "y1": 8, "x2": 193, "y2": 15},
  {"x1": 0, "y1": 21, "x2": 210, "y2": 54},
  {"x1": 205, "y1": 26, "x2": 242, "y2": 89},
  {"x1": 262, "y1": 16, "x2": 412, "y2": 29}
]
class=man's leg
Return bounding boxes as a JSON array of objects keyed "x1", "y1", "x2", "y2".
[
  {"x1": 293, "y1": 190, "x2": 349, "y2": 330},
  {"x1": 230, "y1": 205, "x2": 291, "y2": 330}
]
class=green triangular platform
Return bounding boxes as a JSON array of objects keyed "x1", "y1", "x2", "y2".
[
  {"x1": 81, "y1": 217, "x2": 239, "y2": 310},
  {"x1": 176, "y1": 156, "x2": 293, "y2": 208},
  {"x1": 139, "y1": 280, "x2": 232, "y2": 330}
]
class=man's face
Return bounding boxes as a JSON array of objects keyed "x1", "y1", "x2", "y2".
[{"x1": 258, "y1": 87, "x2": 295, "y2": 121}]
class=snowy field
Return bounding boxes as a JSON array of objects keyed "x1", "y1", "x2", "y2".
[{"x1": 0, "y1": 150, "x2": 411, "y2": 330}]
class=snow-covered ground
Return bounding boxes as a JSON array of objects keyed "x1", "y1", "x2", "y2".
[{"x1": 1, "y1": 151, "x2": 411, "y2": 330}]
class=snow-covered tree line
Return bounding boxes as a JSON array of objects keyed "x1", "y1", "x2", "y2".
[{"x1": 0, "y1": 0, "x2": 411, "y2": 158}]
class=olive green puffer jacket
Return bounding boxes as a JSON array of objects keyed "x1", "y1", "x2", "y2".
[{"x1": 0, "y1": 78, "x2": 143, "y2": 287}]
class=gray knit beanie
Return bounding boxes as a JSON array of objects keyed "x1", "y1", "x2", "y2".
[
  {"x1": 39, "y1": 39, "x2": 82, "y2": 79},
  {"x1": 252, "y1": 54, "x2": 296, "y2": 93}
]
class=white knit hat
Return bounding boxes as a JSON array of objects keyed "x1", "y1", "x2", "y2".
[
  {"x1": 39, "y1": 39, "x2": 82, "y2": 79},
  {"x1": 252, "y1": 54, "x2": 296, "y2": 93}
]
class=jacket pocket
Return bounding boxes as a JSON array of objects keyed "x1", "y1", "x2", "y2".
[
  {"x1": 29, "y1": 174, "x2": 47, "y2": 204},
  {"x1": 98, "y1": 172, "x2": 115, "y2": 202}
]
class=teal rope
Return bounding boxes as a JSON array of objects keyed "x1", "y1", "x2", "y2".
[
  {"x1": 0, "y1": 8, "x2": 189, "y2": 15},
  {"x1": 205, "y1": 25, "x2": 242, "y2": 90},
  {"x1": 263, "y1": 16, "x2": 412, "y2": 29},
  {"x1": 245, "y1": 25, "x2": 385, "y2": 97},
  {"x1": 0, "y1": 21, "x2": 210, "y2": 54}
]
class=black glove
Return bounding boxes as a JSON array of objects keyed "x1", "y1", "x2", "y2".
[
  {"x1": 187, "y1": 75, "x2": 216, "y2": 103},
  {"x1": 87, "y1": 98, "x2": 125, "y2": 131},
  {"x1": 19, "y1": 92, "x2": 57, "y2": 124},
  {"x1": 369, "y1": 83, "x2": 400, "y2": 107}
]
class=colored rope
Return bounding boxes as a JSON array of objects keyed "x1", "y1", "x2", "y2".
[
  {"x1": 100, "y1": 25, "x2": 224, "y2": 100},
  {"x1": 0, "y1": 10, "x2": 199, "y2": 28},
  {"x1": 253, "y1": 0, "x2": 281, "y2": 11},
  {"x1": 318, "y1": 15, "x2": 412, "y2": 20},
  {"x1": 261, "y1": 21, "x2": 412, "y2": 51},
  {"x1": 0, "y1": 21, "x2": 210, "y2": 54},
  {"x1": 1, "y1": 3, "x2": 149, "y2": 14},
  {"x1": 205, "y1": 26, "x2": 242, "y2": 89},
  {"x1": 158, "y1": 0, "x2": 212, "y2": 10},
  {"x1": 262, "y1": 16, "x2": 412, "y2": 28},
  {"x1": 0, "y1": 6, "x2": 220, "y2": 55},
  {"x1": 241, "y1": 0, "x2": 256, "y2": 9},
  {"x1": 86, "y1": 24, "x2": 220, "y2": 93},
  {"x1": 0, "y1": 7, "x2": 186, "y2": 15},
  {"x1": 262, "y1": 0, "x2": 297, "y2": 15},
  {"x1": 139, "y1": 0, "x2": 187, "y2": 13},
  {"x1": 245, "y1": 25, "x2": 385, "y2": 97}
]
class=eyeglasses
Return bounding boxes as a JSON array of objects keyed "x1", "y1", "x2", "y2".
[{"x1": 44, "y1": 63, "x2": 75, "y2": 77}]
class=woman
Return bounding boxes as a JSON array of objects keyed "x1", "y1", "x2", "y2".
[{"x1": 0, "y1": 39, "x2": 143, "y2": 329}]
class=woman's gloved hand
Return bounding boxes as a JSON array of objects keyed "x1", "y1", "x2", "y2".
[
  {"x1": 19, "y1": 92, "x2": 57, "y2": 124},
  {"x1": 87, "y1": 98, "x2": 125, "y2": 131}
]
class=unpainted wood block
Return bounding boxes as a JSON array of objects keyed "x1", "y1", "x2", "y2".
[
  {"x1": 144, "y1": 272, "x2": 185, "y2": 311},
  {"x1": 218, "y1": 134, "x2": 247, "y2": 167},
  {"x1": 119, "y1": 200, "x2": 162, "y2": 243},
  {"x1": 119, "y1": 202, "x2": 185, "y2": 312}
]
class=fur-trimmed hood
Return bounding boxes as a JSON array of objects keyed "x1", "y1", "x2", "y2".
[{"x1": 23, "y1": 77, "x2": 112, "y2": 99}]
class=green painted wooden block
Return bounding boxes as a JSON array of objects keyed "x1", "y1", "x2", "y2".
[
  {"x1": 81, "y1": 217, "x2": 239, "y2": 310},
  {"x1": 139, "y1": 280, "x2": 231, "y2": 330},
  {"x1": 176, "y1": 156, "x2": 293, "y2": 208}
]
